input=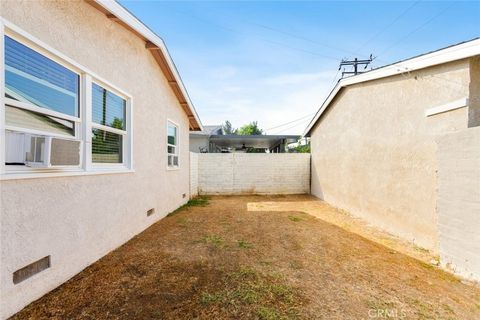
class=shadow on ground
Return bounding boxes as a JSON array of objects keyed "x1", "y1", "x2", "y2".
[{"x1": 12, "y1": 195, "x2": 480, "y2": 320}]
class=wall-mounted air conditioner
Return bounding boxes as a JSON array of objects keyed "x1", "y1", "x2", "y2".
[{"x1": 26, "y1": 135, "x2": 81, "y2": 168}]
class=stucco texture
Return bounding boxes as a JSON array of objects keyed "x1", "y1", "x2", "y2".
[
  {"x1": 310, "y1": 59, "x2": 471, "y2": 253},
  {"x1": 0, "y1": 1, "x2": 191, "y2": 318}
]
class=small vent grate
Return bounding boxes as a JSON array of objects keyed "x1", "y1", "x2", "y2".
[
  {"x1": 13, "y1": 256, "x2": 51, "y2": 284},
  {"x1": 147, "y1": 208, "x2": 155, "y2": 216}
]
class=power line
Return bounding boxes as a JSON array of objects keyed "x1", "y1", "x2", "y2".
[
  {"x1": 270, "y1": 118, "x2": 312, "y2": 134},
  {"x1": 378, "y1": 3, "x2": 454, "y2": 57},
  {"x1": 355, "y1": 0, "x2": 421, "y2": 53},
  {"x1": 248, "y1": 21, "x2": 361, "y2": 57},
  {"x1": 173, "y1": 9, "x2": 342, "y2": 61},
  {"x1": 265, "y1": 113, "x2": 315, "y2": 131}
]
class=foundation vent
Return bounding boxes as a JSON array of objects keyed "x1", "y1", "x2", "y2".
[
  {"x1": 13, "y1": 256, "x2": 51, "y2": 284},
  {"x1": 147, "y1": 208, "x2": 155, "y2": 216}
]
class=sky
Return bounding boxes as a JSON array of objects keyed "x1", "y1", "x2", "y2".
[{"x1": 121, "y1": 0, "x2": 480, "y2": 135}]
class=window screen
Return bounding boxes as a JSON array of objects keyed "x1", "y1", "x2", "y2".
[
  {"x1": 92, "y1": 128, "x2": 123, "y2": 163},
  {"x1": 4, "y1": 36, "x2": 79, "y2": 117},
  {"x1": 92, "y1": 83, "x2": 126, "y2": 130}
]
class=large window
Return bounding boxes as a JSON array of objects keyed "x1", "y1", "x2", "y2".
[
  {"x1": 5, "y1": 36, "x2": 79, "y2": 117},
  {"x1": 91, "y1": 83, "x2": 126, "y2": 164},
  {"x1": 1, "y1": 25, "x2": 133, "y2": 176},
  {"x1": 167, "y1": 121, "x2": 178, "y2": 168}
]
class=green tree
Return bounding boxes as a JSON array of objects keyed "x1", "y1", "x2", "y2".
[
  {"x1": 236, "y1": 121, "x2": 263, "y2": 135},
  {"x1": 292, "y1": 144, "x2": 310, "y2": 153},
  {"x1": 222, "y1": 120, "x2": 236, "y2": 135}
]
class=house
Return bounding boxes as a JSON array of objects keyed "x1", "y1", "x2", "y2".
[
  {"x1": 190, "y1": 126, "x2": 299, "y2": 153},
  {"x1": 189, "y1": 124, "x2": 224, "y2": 152},
  {"x1": 304, "y1": 39, "x2": 480, "y2": 280},
  {"x1": 0, "y1": 0, "x2": 202, "y2": 318}
]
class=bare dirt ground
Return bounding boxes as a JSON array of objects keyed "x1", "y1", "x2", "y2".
[{"x1": 13, "y1": 195, "x2": 480, "y2": 320}]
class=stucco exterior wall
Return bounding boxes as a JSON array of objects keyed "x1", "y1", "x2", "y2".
[
  {"x1": 436, "y1": 126, "x2": 480, "y2": 281},
  {"x1": 310, "y1": 59, "x2": 471, "y2": 252},
  {"x1": 469, "y1": 57, "x2": 480, "y2": 127},
  {"x1": 197, "y1": 153, "x2": 310, "y2": 195},
  {"x1": 189, "y1": 135, "x2": 209, "y2": 153},
  {"x1": 0, "y1": 1, "x2": 191, "y2": 318}
]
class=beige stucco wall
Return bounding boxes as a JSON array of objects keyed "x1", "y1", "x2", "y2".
[
  {"x1": 469, "y1": 56, "x2": 480, "y2": 127},
  {"x1": 436, "y1": 126, "x2": 480, "y2": 281},
  {"x1": 310, "y1": 59, "x2": 471, "y2": 253},
  {"x1": 0, "y1": 1, "x2": 191, "y2": 318}
]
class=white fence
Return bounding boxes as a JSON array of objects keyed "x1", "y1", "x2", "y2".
[{"x1": 190, "y1": 153, "x2": 310, "y2": 195}]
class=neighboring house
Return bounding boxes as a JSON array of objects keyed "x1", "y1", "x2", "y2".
[
  {"x1": 189, "y1": 124, "x2": 224, "y2": 153},
  {"x1": 304, "y1": 39, "x2": 480, "y2": 281},
  {"x1": 286, "y1": 137, "x2": 310, "y2": 151},
  {"x1": 0, "y1": 1, "x2": 202, "y2": 318},
  {"x1": 190, "y1": 126, "x2": 299, "y2": 153}
]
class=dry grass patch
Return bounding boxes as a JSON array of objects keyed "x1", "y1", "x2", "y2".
[{"x1": 11, "y1": 195, "x2": 480, "y2": 320}]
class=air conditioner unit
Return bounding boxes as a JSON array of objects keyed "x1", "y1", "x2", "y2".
[
  {"x1": 26, "y1": 135, "x2": 81, "y2": 168},
  {"x1": 168, "y1": 154, "x2": 178, "y2": 167}
]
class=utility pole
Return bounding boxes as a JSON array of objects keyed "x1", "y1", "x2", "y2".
[{"x1": 339, "y1": 54, "x2": 374, "y2": 77}]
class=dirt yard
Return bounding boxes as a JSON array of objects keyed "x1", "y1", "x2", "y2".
[{"x1": 12, "y1": 195, "x2": 480, "y2": 319}]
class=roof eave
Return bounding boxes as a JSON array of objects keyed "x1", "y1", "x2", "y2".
[
  {"x1": 87, "y1": 0, "x2": 203, "y2": 131},
  {"x1": 303, "y1": 38, "x2": 480, "y2": 137}
]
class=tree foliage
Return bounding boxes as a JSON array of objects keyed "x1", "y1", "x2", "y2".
[
  {"x1": 222, "y1": 120, "x2": 236, "y2": 135},
  {"x1": 292, "y1": 144, "x2": 310, "y2": 153},
  {"x1": 236, "y1": 121, "x2": 263, "y2": 135}
]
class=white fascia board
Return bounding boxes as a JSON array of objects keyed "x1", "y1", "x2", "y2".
[
  {"x1": 94, "y1": 0, "x2": 203, "y2": 131},
  {"x1": 425, "y1": 97, "x2": 468, "y2": 117},
  {"x1": 303, "y1": 38, "x2": 480, "y2": 136}
]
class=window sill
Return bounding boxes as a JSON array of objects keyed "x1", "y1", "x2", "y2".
[
  {"x1": 0, "y1": 168, "x2": 135, "y2": 180},
  {"x1": 166, "y1": 166, "x2": 180, "y2": 171}
]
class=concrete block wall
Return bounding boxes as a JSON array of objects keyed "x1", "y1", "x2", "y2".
[
  {"x1": 190, "y1": 152, "x2": 199, "y2": 198},
  {"x1": 436, "y1": 126, "x2": 480, "y2": 281},
  {"x1": 195, "y1": 153, "x2": 310, "y2": 195}
]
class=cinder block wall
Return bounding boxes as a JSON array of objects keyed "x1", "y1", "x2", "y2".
[
  {"x1": 190, "y1": 152, "x2": 199, "y2": 198},
  {"x1": 195, "y1": 153, "x2": 310, "y2": 195},
  {"x1": 436, "y1": 126, "x2": 480, "y2": 281}
]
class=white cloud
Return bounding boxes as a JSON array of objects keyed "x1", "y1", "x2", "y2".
[{"x1": 190, "y1": 70, "x2": 336, "y2": 135}]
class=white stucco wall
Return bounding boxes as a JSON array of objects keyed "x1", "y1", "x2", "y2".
[
  {"x1": 0, "y1": 1, "x2": 191, "y2": 318},
  {"x1": 196, "y1": 153, "x2": 310, "y2": 195},
  {"x1": 436, "y1": 126, "x2": 480, "y2": 281},
  {"x1": 310, "y1": 59, "x2": 471, "y2": 253},
  {"x1": 189, "y1": 135, "x2": 209, "y2": 153}
]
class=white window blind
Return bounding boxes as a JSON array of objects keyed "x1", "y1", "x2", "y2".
[{"x1": 91, "y1": 83, "x2": 126, "y2": 164}]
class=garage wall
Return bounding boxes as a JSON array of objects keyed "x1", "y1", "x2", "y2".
[
  {"x1": 310, "y1": 59, "x2": 471, "y2": 252},
  {"x1": 436, "y1": 126, "x2": 480, "y2": 281},
  {"x1": 195, "y1": 153, "x2": 310, "y2": 195}
]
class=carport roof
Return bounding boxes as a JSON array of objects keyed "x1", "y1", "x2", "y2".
[{"x1": 210, "y1": 135, "x2": 300, "y2": 149}]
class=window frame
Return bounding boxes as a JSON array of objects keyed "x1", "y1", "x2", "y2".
[
  {"x1": 90, "y1": 81, "x2": 128, "y2": 168},
  {"x1": 166, "y1": 119, "x2": 179, "y2": 170},
  {"x1": 0, "y1": 19, "x2": 134, "y2": 179}
]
